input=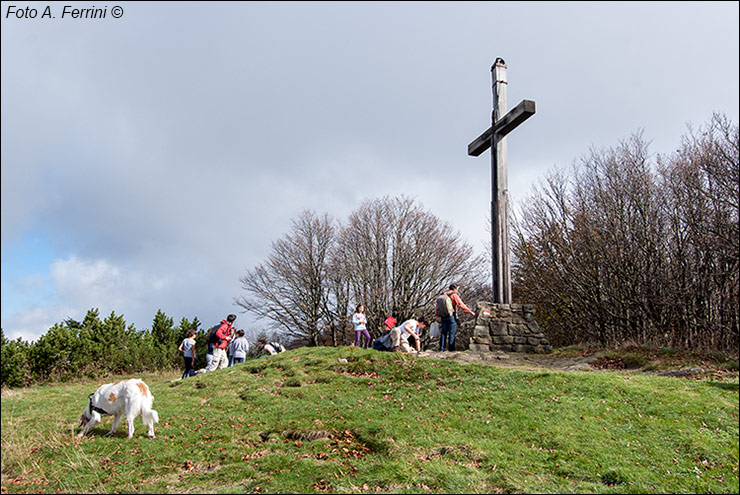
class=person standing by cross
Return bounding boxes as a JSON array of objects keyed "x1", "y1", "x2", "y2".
[
  {"x1": 468, "y1": 58, "x2": 536, "y2": 304},
  {"x1": 436, "y1": 284, "x2": 475, "y2": 352}
]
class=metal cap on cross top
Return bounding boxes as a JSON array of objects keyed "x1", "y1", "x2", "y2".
[{"x1": 467, "y1": 59, "x2": 536, "y2": 304}]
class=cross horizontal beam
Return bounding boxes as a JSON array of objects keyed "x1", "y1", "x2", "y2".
[{"x1": 467, "y1": 99, "x2": 536, "y2": 157}]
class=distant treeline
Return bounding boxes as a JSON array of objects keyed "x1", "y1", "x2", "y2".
[{"x1": 1, "y1": 310, "x2": 220, "y2": 388}]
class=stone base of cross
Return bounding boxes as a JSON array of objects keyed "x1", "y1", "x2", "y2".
[
  {"x1": 468, "y1": 58, "x2": 535, "y2": 304},
  {"x1": 467, "y1": 302, "x2": 552, "y2": 354}
]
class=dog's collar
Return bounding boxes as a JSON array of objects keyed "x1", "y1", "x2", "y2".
[{"x1": 87, "y1": 392, "x2": 110, "y2": 417}]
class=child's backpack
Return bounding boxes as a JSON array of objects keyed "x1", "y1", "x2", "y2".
[{"x1": 436, "y1": 293, "x2": 453, "y2": 318}]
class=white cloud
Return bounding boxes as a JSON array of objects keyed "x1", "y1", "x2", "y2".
[
  {"x1": 50, "y1": 255, "x2": 172, "y2": 320},
  {"x1": 2, "y1": 306, "x2": 76, "y2": 343},
  {"x1": 51, "y1": 257, "x2": 122, "y2": 295},
  {"x1": 2, "y1": 256, "x2": 174, "y2": 342}
]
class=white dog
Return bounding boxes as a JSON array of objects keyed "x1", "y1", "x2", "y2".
[{"x1": 78, "y1": 378, "x2": 159, "y2": 438}]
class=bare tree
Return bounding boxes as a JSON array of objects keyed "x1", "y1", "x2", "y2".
[
  {"x1": 335, "y1": 196, "x2": 486, "y2": 338},
  {"x1": 237, "y1": 197, "x2": 493, "y2": 348},
  {"x1": 323, "y1": 246, "x2": 352, "y2": 346},
  {"x1": 235, "y1": 211, "x2": 336, "y2": 346},
  {"x1": 658, "y1": 113, "x2": 739, "y2": 352},
  {"x1": 512, "y1": 168, "x2": 585, "y2": 345}
]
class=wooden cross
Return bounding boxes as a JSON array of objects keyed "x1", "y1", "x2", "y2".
[{"x1": 468, "y1": 58, "x2": 535, "y2": 304}]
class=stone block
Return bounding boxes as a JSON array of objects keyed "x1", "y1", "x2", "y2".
[
  {"x1": 510, "y1": 324, "x2": 529, "y2": 336},
  {"x1": 492, "y1": 344, "x2": 513, "y2": 352},
  {"x1": 526, "y1": 322, "x2": 542, "y2": 334},
  {"x1": 490, "y1": 321, "x2": 508, "y2": 336},
  {"x1": 474, "y1": 325, "x2": 491, "y2": 338},
  {"x1": 468, "y1": 343, "x2": 490, "y2": 352},
  {"x1": 473, "y1": 336, "x2": 492, "y2": 345},
  {"x1": 476, "y1": 302, "x2": 496, "y2": 318},
  {"x1": 493, "y1": 335, "x2": 514, "y2": 344},
  {"x1": 513, "y1": 336, "x2": 527, "y2": 344}
]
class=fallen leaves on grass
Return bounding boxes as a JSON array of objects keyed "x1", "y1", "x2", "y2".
[
  {"x1": 337, "y1": 370, "x2": 380, "y2": 379},
  {"x1": 242, "y1": 450, "x2": 270, "y2": 460},
  {"x1": 328, "y1": 430, "x2": 370, "y2": 459},
  {"x1": 312, "y1": 479, "x2": 332, "y2": 491},
  {"x1": 592, "y1": 357, "x2": 626, "y2": 370}
]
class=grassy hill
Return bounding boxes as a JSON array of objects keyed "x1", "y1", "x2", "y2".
[{"x1": 2, "y1": 347, "x2": 738, "y2": 494}]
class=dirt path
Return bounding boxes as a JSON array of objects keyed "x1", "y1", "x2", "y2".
[
  {"x1": 420, "y1": 349, "x2": 602, "y2": 372},
  {"x1": 418, "y1": 349, "x2": 739, "y2": 382}
]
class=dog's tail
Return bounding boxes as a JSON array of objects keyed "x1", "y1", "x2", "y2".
[
  {"x1": 141, "y1": 393, "x2": 159, "y2": 426},
  {"x1": 142, "y1": 407, "x2": 159, "y2": 425},
  {"x1": 140, "y1": 384, "x2": 159, "y2": 426}
]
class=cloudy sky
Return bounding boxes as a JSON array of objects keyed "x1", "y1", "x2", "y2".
[{"x1": 2, "y1": 1, "x2": 738, "y2": 342}]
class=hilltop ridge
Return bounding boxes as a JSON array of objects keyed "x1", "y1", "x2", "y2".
[{"x1": 1, "y1": 346, "x2": 738, "y2": 494}]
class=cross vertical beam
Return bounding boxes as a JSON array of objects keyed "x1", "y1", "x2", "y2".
[
  {"x1": 468, "y1": 58, "x2": 536, "y2": 304},
  {"x1": 491, "y1": 59, "x2": 509, "y2": 304}
]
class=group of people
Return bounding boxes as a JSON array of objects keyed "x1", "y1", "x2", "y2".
[
  {"x1": 352, "y1": 283, "x2": 475, "y2": 354},
  {"x1": 177, "y1": 314, "x2": 284, "y2": 379},
  {"x1": 178, "y1": 284, "x2": 473, "y2": 377},
  {"x1": 361, "y1": 313, "x2": 429, "y2": 354}
]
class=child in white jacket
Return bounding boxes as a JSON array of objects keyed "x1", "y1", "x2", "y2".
[{"x1": 352, "y1": 304, "x2": 371, "y2": 348}]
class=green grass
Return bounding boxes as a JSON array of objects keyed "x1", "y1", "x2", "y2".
[{"x1": 2, "y1": 347, "x2": 738, "y2": 493}]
